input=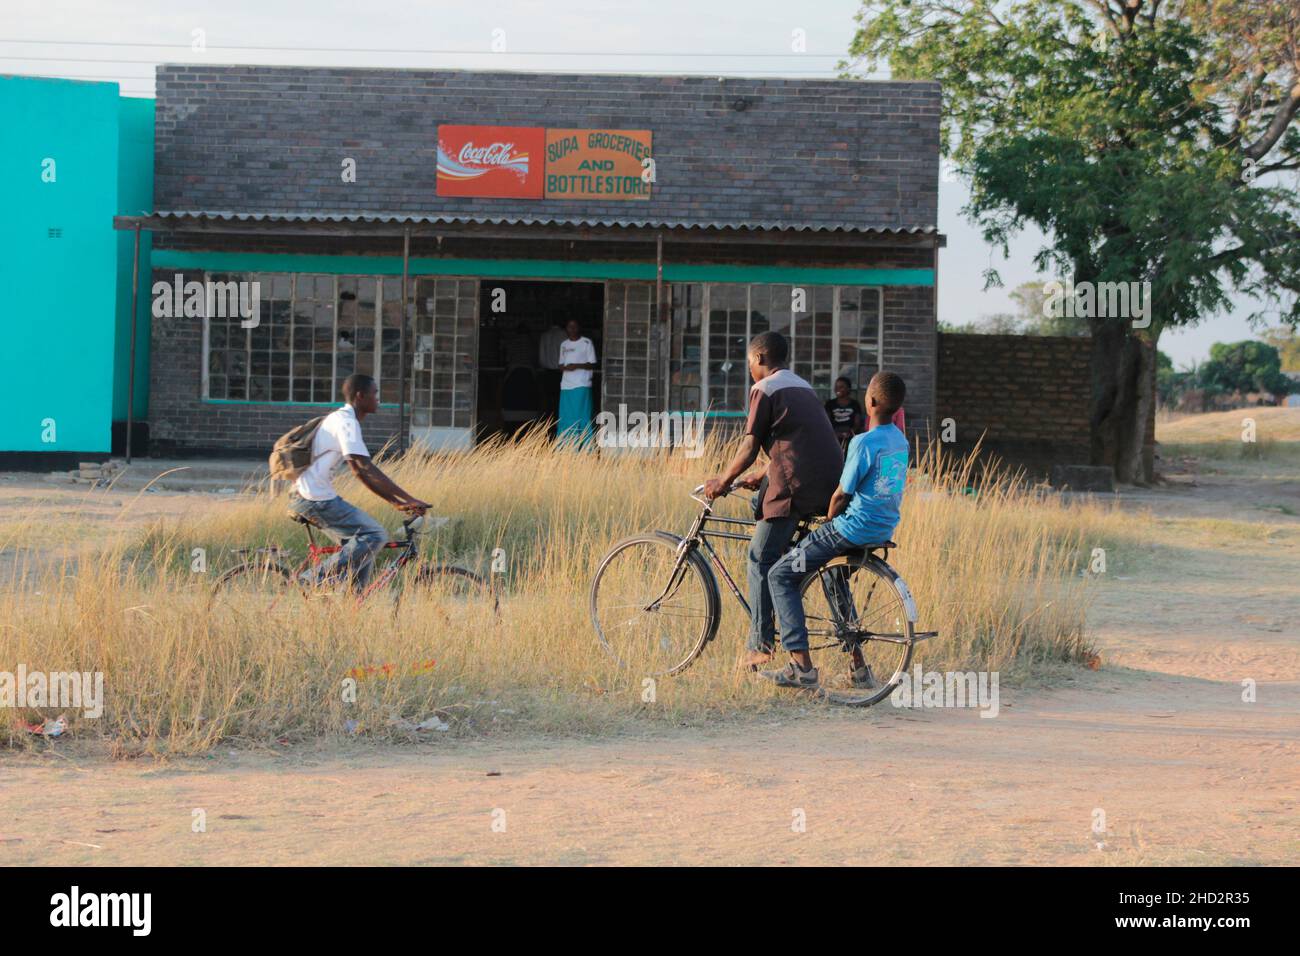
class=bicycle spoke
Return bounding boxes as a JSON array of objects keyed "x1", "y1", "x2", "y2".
[
  {"x1": 649, "y1": 605, "x2": 709, "y2": 618},
  {"x1": 800, "y1": 559, "x2": 913, "y2": 705},
  {"x1": 591, "y1": 536, "x2": 716, "y2": 676}
]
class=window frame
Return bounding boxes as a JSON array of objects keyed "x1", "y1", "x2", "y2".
[
  {"x1": 200, "y1": 270, "x2": 389, "y2": 406},
  {"x1": 666, "y1": 283, "x2": 885, "y2": 417}
]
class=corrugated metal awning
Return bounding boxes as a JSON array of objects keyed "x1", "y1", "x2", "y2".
[{"x1": 135, "y1": 209, "x2": 943, "y2": 237}]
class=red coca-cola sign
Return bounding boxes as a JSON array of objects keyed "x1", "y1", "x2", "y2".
[{"x1": 436, "y1": 125, "x2": 545, "y2": 198}]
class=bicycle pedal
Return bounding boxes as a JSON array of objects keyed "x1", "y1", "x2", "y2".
[{"x1": 912, "y1": 630, "x2": 939, "y2": 642}]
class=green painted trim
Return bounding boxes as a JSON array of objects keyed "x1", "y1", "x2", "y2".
[
  {"x1": 150, "y1": 250, "x2": 934, "y2": 287},
  {"x1": 666, "y1": 264, "x2": 933, "y2": 286},
  {"x1": 202, "y1": 399, "x2": 401, "y2": 409}
]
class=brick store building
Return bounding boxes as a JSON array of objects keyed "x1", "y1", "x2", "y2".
[{"x1": 118, "y1": 66, "x2": 945, "y2": 454}]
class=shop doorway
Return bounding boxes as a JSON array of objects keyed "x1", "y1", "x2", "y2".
[{"x1": 476, "y1": 280, "x2": 604, "y2": 441}]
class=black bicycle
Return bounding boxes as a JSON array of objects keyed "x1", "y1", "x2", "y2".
[{"x1": 589, "y1": 484, "x2": 936, "y2": 706}]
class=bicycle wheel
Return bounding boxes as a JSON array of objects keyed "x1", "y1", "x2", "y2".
[
  {"x1": 208, "y1": 555, "x2": 307, "y2": 625},
  {"x1": 590, "y1": 532, "x2": 720, "y2": 676},
  {"x1": 799, "y1": 556, "x2": 914, "y2": 706},
  {"x1": 400, "y1": 563, "x2": 499, "y2": 618}
]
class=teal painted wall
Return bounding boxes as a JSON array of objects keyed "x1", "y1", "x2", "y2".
[
  {"x1": 1, "y1": 76, "x2": 121, "y2": 453},
  {"x1": 113, "y1": 96, "x2": 155, "y2": 421}
]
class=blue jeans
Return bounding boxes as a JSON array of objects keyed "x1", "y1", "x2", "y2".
[
  {"x1": 289, "y1": 494, "x2": 387, "y2": 591},
  {"x1": 768, "y1": 521, "x2": 855, "y2": 653},
  {"x1": 746, "y1": 516, "x2": 800, "y2": 653}
]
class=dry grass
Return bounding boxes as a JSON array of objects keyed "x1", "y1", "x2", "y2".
[
  {"x1": 1158, "y1": 405, "x2": 1300, "y2": 444},
  {"x1": 1158, "y1": 407, "x2": 1300, "y2": 467},
  {"x1": 1, "y1": 431, "x2": 1137, "y2": 755}
]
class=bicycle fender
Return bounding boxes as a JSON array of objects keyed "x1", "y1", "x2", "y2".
[
  {"x1": 865, "y1": 557, "x2": 918, "y2": 623},
  {"x1": 648, "y1": 531, "x2": 723, "y2": 644}
]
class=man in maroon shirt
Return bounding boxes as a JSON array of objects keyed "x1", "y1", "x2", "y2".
[{"x1": 703, "y1": 331, "x2": 842, "y2": 670}]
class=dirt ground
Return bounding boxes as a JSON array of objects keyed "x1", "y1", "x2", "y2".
[{"x1": 0, "y1": 455, "x2": 1296, "y2": 866}]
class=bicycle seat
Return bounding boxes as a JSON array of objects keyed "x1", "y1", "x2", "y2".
[
  {"x1": 865, "y1": 540, "x2": 899, "y2": 550},
  {"x1": 286, "y1": 510, "x2": 322, "y2": 528}
]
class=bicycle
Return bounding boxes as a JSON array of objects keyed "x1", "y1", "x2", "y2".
[
  {"x1": 210, "y1": 509, "x2": 497, "y2": 620},
  {"x1": 589, "y1": 484, "x2": 937, "y2": 706}
]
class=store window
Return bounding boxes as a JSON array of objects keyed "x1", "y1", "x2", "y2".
[
  {"x1": 604, "y1": 280, "x2": 665, "y2": 416},
  {"x1": 203, "y1": 272, "x2": 385, "y2": 404},
  {"x1": 666, "y1": 284, "x2": 883, "y2": 415},
  {"x1": 410, "y1": 277, "x2": 477, "y2": 429},
  {"x1": 668, "y1": 283, "x2": 704, "y2": 412}
]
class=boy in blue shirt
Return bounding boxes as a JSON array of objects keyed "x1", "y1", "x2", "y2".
[{"x1": 761, "y1": 371, "x2": 909, "y2": 689}]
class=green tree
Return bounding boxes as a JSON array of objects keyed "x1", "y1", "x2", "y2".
[
  {"x1": 1013, "y1": 280, "x2": 1089, "y2": 335},
  {"x1": 1156, "y1": 349, "x2": 1178, "y2": 403},
  {"x1": 969, "y1": 311, "x2": 1024, "y2": 333},
  {"x1": 1262, "y1": 325, "x2": 1300, "y2": 372},
  {"x1": 846, "y1": 0, "x2": 1300, "y2": 482},
  {"x1": 1155, "y1": 349, "x2": 1199, "y2": 405},
  {"x1": 1198, "y1": 339, "x2": 1296, "y2": 396}
]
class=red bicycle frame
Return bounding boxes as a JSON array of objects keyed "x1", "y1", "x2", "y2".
[{"x1": 297, "y1": 520, "x2": 419, "y2": 604}]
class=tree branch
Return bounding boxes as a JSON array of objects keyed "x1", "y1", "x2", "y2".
[
  {"x1": 1084, "y1": 0, "x2": 1123, "y2": 36},
  {"x1": 1244, "y1": 81, "x2": 1300, "y2": 161}
]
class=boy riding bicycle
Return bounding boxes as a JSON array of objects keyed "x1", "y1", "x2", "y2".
[
  {"x1": 763, "y1": 371, "x2": 909, "y2": 689},
  {"x1": 288, "y1": 373, "x2": 430, "y2": 591}
]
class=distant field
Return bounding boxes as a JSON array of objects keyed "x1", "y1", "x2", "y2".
[{"x1": 1158, "y1": 405, "x2": 1300, "y2": 443}]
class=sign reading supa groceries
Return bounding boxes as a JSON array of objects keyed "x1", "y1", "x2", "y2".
[
  {"x1": 435, "y1": 125, "x2": 652, "y2": 200},
  {"x1": 544, "y1": 129, "x2": 653, "y2": 200}
]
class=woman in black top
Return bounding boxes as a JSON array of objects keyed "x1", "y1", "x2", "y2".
[{"x1": 825, "y1": 376, "x2": 864, "y2": 455}]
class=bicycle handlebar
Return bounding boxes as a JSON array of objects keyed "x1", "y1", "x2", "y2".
[{"x1": 690, "y1": 483, "x2": 727, "y2": 507}]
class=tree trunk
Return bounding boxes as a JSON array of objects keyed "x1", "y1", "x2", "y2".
[{"x1": 1089, "y1": 321, "x2": 1156, "y2": 485}]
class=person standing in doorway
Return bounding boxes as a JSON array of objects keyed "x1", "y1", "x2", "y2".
[
  {"x1": 557, "y1": 318, "x2": 597, "y2": 446},
  {"x1": 538, "y1": 319, "x2": 567, "y2": 428}
]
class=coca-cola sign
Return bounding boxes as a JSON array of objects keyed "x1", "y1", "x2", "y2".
[{"x1": 436, "y1": 125, "x2": 545, "y2": 198}]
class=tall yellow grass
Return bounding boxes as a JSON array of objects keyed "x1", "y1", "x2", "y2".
[{"x1": 1, "y1": 432, "x2": 1136, "y2": 754}]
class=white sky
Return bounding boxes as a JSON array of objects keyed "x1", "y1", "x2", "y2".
[{"x1": 5, "y1": 0, "x2": 1288, "y2": 367}]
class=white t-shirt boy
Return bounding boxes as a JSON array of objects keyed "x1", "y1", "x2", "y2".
[{"x1": 294, "y1": 404, "x2": 370, "y2": 501}]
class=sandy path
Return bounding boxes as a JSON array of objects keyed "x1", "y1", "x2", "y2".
[
  {"x1": 1, "y1": 670, "x2": 1294, "y2": 866},
  {"x1": 1, "y1": 460, "x2": 1297, "y2": 866}
]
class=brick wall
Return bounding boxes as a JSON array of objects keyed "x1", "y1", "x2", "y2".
[
  {"x1": 884, "y1": 283, "x2": 937, "y2": 439},
  {"x1": 153, "y1": 67, "x2": 940, "y2": 231},
  {"x1": 935, "y1": 333, "x2": 1092, "y2": 474}
]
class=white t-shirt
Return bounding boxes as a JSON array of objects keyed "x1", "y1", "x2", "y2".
[
  {"x1": 293, "y1": 405, "x2": 370, "y2": 501},
  {"x1": 558, "y1": 336, "x2": 597, "y2": 390}
]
